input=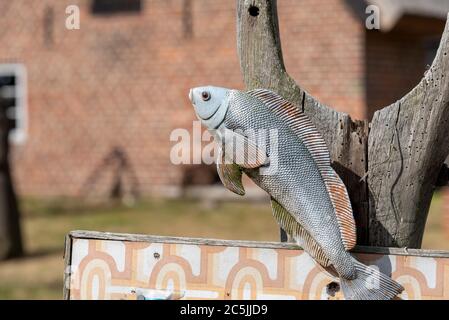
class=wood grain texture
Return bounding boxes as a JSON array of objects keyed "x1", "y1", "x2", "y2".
[
  {"x1": 237, "y1": 0, "x2": 449, "y2": 248},
  {"x1": 368, "y1": 15, "x2": 449, "y2": 247},
  {"x1": 63, "y1": 234, "x2": 72, "y2": 300}
]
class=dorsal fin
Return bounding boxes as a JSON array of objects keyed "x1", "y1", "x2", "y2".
[{"x1": 247, "y1": 89, "x2": 356, "y2": 250}]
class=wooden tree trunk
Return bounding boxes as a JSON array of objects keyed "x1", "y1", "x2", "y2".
[
  {"x1": 0, "y1": 97, "x2": 23, "y2": 260},
  {"x1": 237, "y1": 0, "x2": 449, "y2": 248}
]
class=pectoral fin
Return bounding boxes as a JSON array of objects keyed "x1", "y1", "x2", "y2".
[
  {"x1": 216, "y1": 147, "x2": 245, "y2": 196},
  {"x1": 219, "y1": 128, "x2": 268, "y2": 169}
]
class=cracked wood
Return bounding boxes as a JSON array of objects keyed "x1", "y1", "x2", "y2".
[{"x1": 237, "y1": 0, "x2": 449, "y2": 248}]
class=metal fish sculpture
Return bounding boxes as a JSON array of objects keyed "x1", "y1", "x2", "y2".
[{"x1": 188, "y1": 86, "x2": 404, "y2": 300}]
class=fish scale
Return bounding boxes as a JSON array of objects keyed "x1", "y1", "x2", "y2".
[
  {"x1": 189, "y1": 85, "x2": 404, "y2": 300},
  {"x1": 224, "y1": 90, "x2": 356, "y2": 279}
]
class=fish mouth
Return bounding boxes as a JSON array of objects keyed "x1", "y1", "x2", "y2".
[{"x1": 198, "y1": 102, "x2": 221, "y2": 121}]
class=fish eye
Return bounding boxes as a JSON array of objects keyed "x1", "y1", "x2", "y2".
[{"x1": 201, "y1": 91, "x2": 211, "y2": 101}]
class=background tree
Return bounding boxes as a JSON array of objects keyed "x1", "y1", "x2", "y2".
[{"x1": 0, "y1": 95, "x2": 23, "y2": 260}]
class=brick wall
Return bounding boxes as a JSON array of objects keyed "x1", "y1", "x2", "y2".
[
  {"x1": 1, "y1": 0, "x2": 242, "y2": 198},
  {"x1": 279, "y1": 0, "x2": 366, "y2": 119},
  {"x1": 1, "y1": 0, "x2": 434, "y2": 198},
  {"x1": 366, "y1": 16, "x2": 445, "y2": 119}
]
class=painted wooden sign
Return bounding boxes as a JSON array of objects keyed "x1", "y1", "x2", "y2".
[{"x1": 64, "y1": 230, "x2": 449, "y2": 300}]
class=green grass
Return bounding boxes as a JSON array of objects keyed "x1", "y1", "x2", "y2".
[
  {"x1": 20, "y1": 197, "x2": 279, "y2": 251},
  {"x1": 0, "y1": 193, "x2": 448, "y2": 299},
  {"x1": 0, "y1": 197, "x2": 278, "y2": 299},
  {"x1": 421, "y1": 192, "x2": 449, "y2": 250}
]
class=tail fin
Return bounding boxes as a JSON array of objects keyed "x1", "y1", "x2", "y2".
[{"x1": 340, "y1": 258, "x2": 404, "y2": 300}]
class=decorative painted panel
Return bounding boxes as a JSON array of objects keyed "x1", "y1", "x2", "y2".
[{"x1": 65, "y1": 231, "x2": 449, "y2": 300}]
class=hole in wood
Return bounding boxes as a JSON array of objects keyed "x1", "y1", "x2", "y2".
[
  {"x1": 326, "y1": 281, "x2": 340, "y2": 297},
  {"x1": 248, "y1": 5, "x2": 259, "y2": 17}
]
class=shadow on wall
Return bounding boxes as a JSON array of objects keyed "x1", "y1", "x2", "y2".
[
  {"x1": 181, "y1": 164, "x2": 220, "y2": 190},
  {"x1": 80, "y1": 146, "x2": 140, "y2": 203}
]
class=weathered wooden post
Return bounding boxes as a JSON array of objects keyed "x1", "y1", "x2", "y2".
[{"x1": 237, "y1": 0, "x2": 449, "y2": 248}]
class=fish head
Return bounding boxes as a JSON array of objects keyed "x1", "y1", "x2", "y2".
[{"x1": 189, "y1": 86, "x2": 230, "y2": 129}]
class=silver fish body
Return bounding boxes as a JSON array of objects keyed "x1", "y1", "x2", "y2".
[
  {"x1": 223, "y1": 90, "x2": 356, "y2": 279},
  {"x1": 189, "y1": 86, "x2": 404, "y2": 300}
]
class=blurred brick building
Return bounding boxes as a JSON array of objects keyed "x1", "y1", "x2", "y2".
[{"x1": 0, "y1": 0, "x2": 448, "y2": 198}]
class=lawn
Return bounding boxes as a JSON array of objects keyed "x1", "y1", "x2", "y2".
[
  {"x1": 0, "y1": 193, "x2": 448, "y2": 299},
  {"x1": 0, "y1": 197, "x2": 278, "y2": 299}
]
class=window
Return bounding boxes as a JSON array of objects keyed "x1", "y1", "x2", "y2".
[
  {"x1": 91, "y1": 0, "x2": 142, "y2": 15},
  {"x1": 0, "y1": 64, "x2": 27, "y2": 144}
]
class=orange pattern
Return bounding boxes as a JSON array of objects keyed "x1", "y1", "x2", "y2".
[{"x1": 67, "y1": 238, "x2": 449, "y2": 300}]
